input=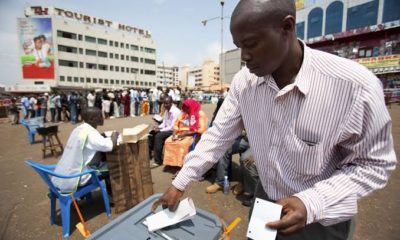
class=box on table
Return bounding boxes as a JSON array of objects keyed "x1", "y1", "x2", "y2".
[
  {"x1": 106, "y1": 137, "x2": 153, "y2": 214},
  {"x1": 122, "y1": 124, "x2": 150, "y2": 143},
  {"x1": 88, "y1": 193, "x2": 223, "y2": 240}
]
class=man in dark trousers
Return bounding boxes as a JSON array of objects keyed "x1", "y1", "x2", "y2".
[{"x1": 152, "y1": 1, "x2": 396, "y2": 239}]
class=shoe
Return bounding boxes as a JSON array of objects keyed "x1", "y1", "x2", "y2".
[
  {"x1": 206, "y1": 183, "x2": 222, "y2": 194},
  {"x1": 151, "y1": 162, "x2": 161, "y2": 168},
  {"x1": 232, "y1": 183, "x2": 244, "y2": 196},
  {"x1": 242, "y1": 199, "x2": 253, "y2": 207}
]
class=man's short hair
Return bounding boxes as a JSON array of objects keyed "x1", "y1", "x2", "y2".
[{"x1": 81, "y1": 107, "x2": 102, "y2": 122}]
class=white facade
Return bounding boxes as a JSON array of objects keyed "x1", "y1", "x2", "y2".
[
  {"x1": 157, "y1": 65, "x2": 179, "y2": 88},
  {"x1": 22, "y1": 6, "x2": 157, "y2": 90},
  {"x1": 188, "y1": 59, "x2": 220, "y2": 91},
  {"x1": 220, "y1": 48, "x2": 245, "y2": 85}
]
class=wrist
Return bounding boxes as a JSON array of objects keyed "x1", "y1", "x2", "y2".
[{"x1": 293, "y1": 188, "x2": 324, "y2": 225}]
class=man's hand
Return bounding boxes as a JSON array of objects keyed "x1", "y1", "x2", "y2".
[
  {"x1": 244, "y1": 155, "x2": 255, "y2": 167},
  {"x1": 153, "y1": 126, "x2": 160, "y2": 132},
  {"x1": 111, "y1": 131, "x2": 119, "y2": 148},
  {"x1": 172, "y1": 134, "x2": 178, "y2": 141},
  {"x1": 266, "y1": 197, "x2": 307, "y2": 236},
  {"x1": 151, "y1": 186, "x2": 184, "y2": 213}
]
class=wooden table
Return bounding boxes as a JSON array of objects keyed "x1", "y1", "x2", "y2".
[{"x1": 106, "y1": 138, "x2": 154, "y2": 214}]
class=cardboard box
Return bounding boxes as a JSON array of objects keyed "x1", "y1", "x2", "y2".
[{"x1": 122, "y1": 124, "x2": 150, "y2": 143}]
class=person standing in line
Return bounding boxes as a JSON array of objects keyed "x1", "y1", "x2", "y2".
[
  {"x1": 87, "y1": 90, "x2": 96, "y2": 108},
  {"x1": 153, "y1": 1, "x2": 397, "y2": 239},
  {"x1": 48, "y1": 93, "x2": 56, "y2": 122},
  {"x1": 69, "y1": 92, "x2": 78, "y2": 124},
  {"x1": 41, "y1": 94, "x2": 48, "y2": 122},
  {"x1": 9, "y1": 98, "x2": 20, "y2": 125},
  {"x1": 21, "y1": 95, "x2": 30, "y2": 119},
  {"x1": 29, "y1": 95, "x2": 37, "y2": 118}
]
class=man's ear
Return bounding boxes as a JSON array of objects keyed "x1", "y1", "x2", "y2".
[{"x1": 281, "y1": 15, "x2": 295, "y2": 36}]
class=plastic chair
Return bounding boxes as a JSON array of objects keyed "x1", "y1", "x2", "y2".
[
  {"x1": 20, "y1": 117, "x2": 44, "y2": 144},
  {"x1": 25, "y1": 160, "x2": 111, "y2": 238}
]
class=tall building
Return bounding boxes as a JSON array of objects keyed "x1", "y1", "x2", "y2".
[
  {"x1": 188, "y1": 59, "x2": 220, "y2": 91},
  {"x1": 296, "y1": 0, "x2": 400, "y2": 88},
  {"x1": 16, "y1": 6, "x2": 157, "y2": 91},
  {"x1": 156, "y1": 65, "x2": 179, "y2": 88}
]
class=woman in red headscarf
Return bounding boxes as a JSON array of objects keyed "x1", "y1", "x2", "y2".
[{"x1": 163, "y1": 99, "x2": 208, "y2": 167}]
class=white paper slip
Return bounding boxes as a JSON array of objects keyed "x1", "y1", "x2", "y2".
[
  {"x1": 146, "y1": 197, "x2": 197, "y2": 232},
  {"x1": 247, "y1": 198, "x2": 283, "y2": 240}
]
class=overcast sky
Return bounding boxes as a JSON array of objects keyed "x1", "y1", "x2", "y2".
[{"x1": 0, "y1": 0, "x2": 239, "y2": 85}]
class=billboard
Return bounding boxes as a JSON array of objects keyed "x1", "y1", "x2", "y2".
[
  {"x1": 18, "y1": 18, "x2": 54, "y2": 79},
  {"x1": 295, "y1": 0, "x2": 304, "y2": 10}
]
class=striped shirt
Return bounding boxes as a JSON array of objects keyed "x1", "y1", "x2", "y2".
[{"x1": 172, "y1": 42, "x2": 397, "y2": 226}]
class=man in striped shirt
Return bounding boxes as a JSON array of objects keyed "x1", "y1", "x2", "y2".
[{"x1": 152, "y1": 0, "x2": 397, "y2": 239}]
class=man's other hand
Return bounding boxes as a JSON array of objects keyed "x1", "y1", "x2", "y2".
[
  {"x1": 111, "y1": 131, "x2": 119, "y2": 147},
  {"x1": 266, "y1": 197, "x2": 307, "y2": 236},
  {"x1": 151, "y1": 186, "x2": 184, "y2": 213}
]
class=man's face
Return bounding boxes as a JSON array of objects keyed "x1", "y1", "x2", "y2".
[
  {"x1": 34, "y1": 39, "x2": 42, "y2": 50},
  {"x1": 164, "y1": 100, "x2": 172, "y2": 111},
  {"x1": 231, "y1": 20, "x2": 288, "y2": 77}
]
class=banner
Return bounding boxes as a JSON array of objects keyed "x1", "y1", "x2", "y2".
[
  {"x1": 18, "y1": 18, "x2": 55, "y2": 79},
  {"x1": 354, "y1": 55, "x2": 400, "y2": 69}
]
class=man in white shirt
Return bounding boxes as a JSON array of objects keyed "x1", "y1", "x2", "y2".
[
  {"x1": 153, "y1": 1, "x2": 396, "y2": 239},
  {"x1": 148, "y1": 96, "x2": 181, "y2": 167},
  {"x1": 52, "y1": 107, "x2": 119, "y2": 193},
  {"x1": 87, "y1": 90, "x2": 95, "y2": 107}
]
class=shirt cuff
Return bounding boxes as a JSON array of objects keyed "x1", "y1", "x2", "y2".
[
  {"x1": 293, "y1": 188, "x2": 324, "y2": 225},
  {"x1": 172, "y1": 172, "x2": 191, "y2": 191}
]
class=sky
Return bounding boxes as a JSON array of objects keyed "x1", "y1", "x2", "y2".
[{"x1": 0, "y1": 0, "x2": 240, "y2": 85}]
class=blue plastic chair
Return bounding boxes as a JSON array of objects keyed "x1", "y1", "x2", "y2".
[
  {"x1": 25, "y1": 160, "x2": 111, "y2": 238},
  {"x1": 20, "y1": 117, "x2": 44, "y2": 144}
]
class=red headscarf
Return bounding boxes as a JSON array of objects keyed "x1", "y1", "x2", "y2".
[{"x1": 182, "y1": 99, "x2": 201, "y2": 131}]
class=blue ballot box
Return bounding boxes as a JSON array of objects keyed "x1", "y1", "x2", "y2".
[{"x1": 88, "y1": 193, "x2": 223, "y2": 240}]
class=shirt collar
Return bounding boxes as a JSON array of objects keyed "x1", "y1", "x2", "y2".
[{"x1": 256, "y1": 39, "x2": 312, "y2": 96}]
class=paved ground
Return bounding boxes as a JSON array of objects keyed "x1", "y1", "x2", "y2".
[{"x1": 0, "y1": 104, "x2": 399, "y2": 240}]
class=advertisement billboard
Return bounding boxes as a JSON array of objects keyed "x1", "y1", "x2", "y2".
[
  {"x1": 18, "y1": 18, "x2": 54, "y2": 79},
  {"x1": 295, "y1": 0, "x2": 304, "y2": 10}
]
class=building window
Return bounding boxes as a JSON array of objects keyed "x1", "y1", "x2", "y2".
[
  {"x1": 58, "y1": 45, "x2": 77, "y2": 53},
  {"x1": 78, "y1": 34, "x2": 82, "y2": 41},
  {"x1": 131, "y1": 68, "x2": 138, "y2": 73},
  {"x1": 120, "y1": 42, "x2": 124, "y2": 48},
  {"x1": 110, "y1": 79, "x2": 114, "y2": 84},
  {"x1": 110, "y1": 66, "x2": 114, "y2": 71},
  {"x1": 109, "y1": 40, "x2": 113, "y2": 46},
  {"x1": 325, "y1": 1, "x2": 344, "y2": 35},
  {"x1": 114, "y1": 41, "x2": 118, "y2": 47},
  {"x1": 110, "y1": 53, "x2": 114, "y2": 59},
  {"x1": 383, "y1": 0, "x2": 400, "y2": 23},
  {"x1": 93, "y1": 78, "x2": 97, "y2": 83},
  {"x1": 144, "y1": 70, "x2": 156, "y2": 75},
  {"x1": 122, "y1": 80, "x2": 125, "y2": 85},
  {"x1": 125, "y1": 43, "x2": 129, "y2": 49},
  {"x1": 73, "y1": 77, "x2": 78, "y2": 83},
  {"x1": 126, "y1": 55, "x2": 129, "y2": 61},
  {"x1": 121, "y1": 55, "x2": 125, "y2": 60},
  {"x1": 99, "y1": 64, "x2": 108, "y2": 70},
  {"x1": 85, "y1": 49, "x2": 97, "y2": 56},
  {"x1": 347, "y1": 1, "x2": 378, "y2": 30},
  {"x1": 98, "y1": 51, "x2": 107, "y2": 58},
  {"x1": 135, "y1": 81, "x2": 139, "y2": 85},
  {"x1": 121, "y1": 67, "x2": 125, "y2": 72},
  {"x1": 130, "y1": 56, "x2": 138, "y2": 62},
  {"x1": 105, "y1": 79, "x2": 109, "y2": 84},
  {"x1": 60, "y1": 76, "x2": 65, "y2": 82},
  {"x1": 99, "y1": 78, "x2": 103, "y2": 84},
  {"x1": 97, "y1": 38, "x2": 107, "y2": 45},
  {"x1": 115, "y1": 54, "x2": 119, "y2": 59},
  {"x1": 80, "y1": 77, "x2": 84, "y2": 83},
  {"x1": 86, "y1": 78, "x2": 91, "y2": 83},
  {"x1": 140, "y1": 58, "x2": 143, "y2": 63},
  {"x1": 130, "y1": 44, "x2": 139, "y2": 51},
  {"x1": 116, "y1": 66, "x2": 119, "y2": 72},
  {"x1": 79, "y1": 48, "x2": 83, "y2": 54},
  {"x1": 308, "y1": 7, "x2": 323, "y2": 39},
  {"x1": 144, "y1": 47, "x2": 156, "y2": 54},
  {"x1": 79, "y1": 62, "x2": 83, "y2": 68},
  {"x1": 59, "y1": 60, "x2": 78, "y2": 67},
  {"x1": 57, "y1": 30, "x2": 76, "y2": 39},
  {"x1": 85, "y1": 36, "x2": 96, "y2": 43},
  {"x1": 296, "y1": 22, "x2": 305, "y2": 40},
  {"x1": 144, "y1": 58, "x2": 156, "y2": 65},
  {"x1": 86, "y1": 63, "x2": 97, "y2": 69},
  {"x1": 67, "y1": 76, "x2": 72, "y2": 82},
  {"x1": 116, "y1": 80, "x2": 120, "y2": 84}
]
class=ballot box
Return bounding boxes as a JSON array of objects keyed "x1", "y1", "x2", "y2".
[
  {"x1": 88, "y1": 193, "x2": 223, "y2": 240},
  {"x1": 106, "y1": 137, "x2": 153, "y2": 214}
]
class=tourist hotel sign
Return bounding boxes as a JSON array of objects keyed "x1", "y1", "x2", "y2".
[{"x1": 25, "y1": 6, "x2": 151, "y2": 38}]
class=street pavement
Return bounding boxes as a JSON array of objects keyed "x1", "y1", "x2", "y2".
[{"x1": 0, "y1": 104, "x2": 398, "y2": 240}]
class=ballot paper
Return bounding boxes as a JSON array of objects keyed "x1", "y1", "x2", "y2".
[
  {"x1": 247, "y1": 198, "x2": 283, "y2": 240},
  {"x1": 152, "y1": 114, "x2": 163, "y2": 123},
  {"x1": 145, "y1": 197, "x2": 196, "y2": 232}
]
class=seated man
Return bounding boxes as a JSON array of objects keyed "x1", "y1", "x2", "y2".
[
  {"x1": 206, "y1": 132, "x2": 259, "y2": 206},
  {"x1": 148, "y1": 96, "x2": 181, "y2": 167},
  {"x1": 52, "y1": 107, "x2": 119, "y2": 193}
]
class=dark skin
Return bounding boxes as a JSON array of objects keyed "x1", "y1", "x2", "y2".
[{"x1": 153, "y1": 0, "x2": 307, "y2": 234}]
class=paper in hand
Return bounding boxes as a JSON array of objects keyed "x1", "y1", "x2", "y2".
[
  {"x1": 247, "y1": 198, "x2": 282, "y2": 240},
  {"x1": 146, "y1": 197, "x2": 196, "y2": 232}
]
